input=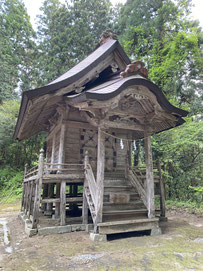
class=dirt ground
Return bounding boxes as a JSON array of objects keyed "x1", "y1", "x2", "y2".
[{"x1": 0, "y1": 202, "x2": 203, "y2": 271}]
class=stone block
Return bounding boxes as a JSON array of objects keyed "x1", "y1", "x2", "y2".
[
  {"x1": 151, "y1": 226, "x2": 162, "y2": 236},
  {"x1": 38, "y1": 225, "x2": 71, "y2": 236},
  {"x1": 71, "y1": 224, "x2": 86, "y2": 232},
  {"x1": 90, "y1": 232, "x2": 107, "y2": 242}
]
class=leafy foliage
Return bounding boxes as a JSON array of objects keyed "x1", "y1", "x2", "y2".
[
  {"x1": 36, "y1": 0, "x2": 114, "y2": 85},
  {"x1": 0, "y1": 0, "x2": 37, "y2": 102},
  {"x1": 0, "y1": 100, "x2": 45, "y2": 167}
]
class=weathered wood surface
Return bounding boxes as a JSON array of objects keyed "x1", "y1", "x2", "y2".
[
  {"x1": 60, "y1": 180, "x2": 66, "y2": 226},
  {"x1": 43, "y1": 173, "x2": 84, "y2": 180},
  {"x1": 41, "y1": 198, "x2": 60, "y2": 204},
  {"x1": 158, "y1": 159, "x2": 166, "y2": 218},
  {"x1": 144, "y1": 133, "x2": 155, "y2": 218},
  {"x1": 128, "y1": 169, "x2": 147, "y2": 208},
  {"x1": 96, "y1": 127, "x2": 105, "y2": 225},
  {"x1": 98, "y1": 217, "x2": 159, "y2": 235},
  {"x1": 32, "y1": 149, "x2": 44, "y2": 229},
  {"x1": 66, "y1": 197, "x2": 83, "y2": 203},
  {"x1": 82, "y1": 190, "x2": 88, "y2": 224},
  {"x1": 84, "y1": 152, "x2": 97, "y2": 206}
]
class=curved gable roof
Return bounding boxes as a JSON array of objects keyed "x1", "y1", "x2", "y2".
[{"x1": 14, "y1": 39, "x2": 130, "y2": 140}]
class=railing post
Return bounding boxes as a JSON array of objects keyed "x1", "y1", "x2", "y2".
[
  {"x1": 21, "y1": 163, "x2": 28, "y2": 211},
  {"x1": 32, "y1": 149, "x2": 44, "y2": 229},
  {"x1": 157, "y1": 159, "x2": 166, "y2": 218}
]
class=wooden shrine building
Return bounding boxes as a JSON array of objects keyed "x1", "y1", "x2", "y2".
[{"x1": 14, "y1": 30, "x2": 188, "y2": 239}]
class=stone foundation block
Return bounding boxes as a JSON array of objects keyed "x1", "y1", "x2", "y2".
[
  {"x1": 151, "y1": 226, "x2": 162, "y2": 236},
  {"x1": 38, "y1": 225, "x2": 71, "y2": 236},
  {"x1": 71, "y1": 224, "x2": 86, "y2": 232},
  {"x1": 90, "y1": 232, "x2": 107, "y2": 242}
]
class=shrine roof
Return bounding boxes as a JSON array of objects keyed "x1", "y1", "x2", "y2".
[{"x1": 68, "y1": 74, "x2": 188, "y2": 117}]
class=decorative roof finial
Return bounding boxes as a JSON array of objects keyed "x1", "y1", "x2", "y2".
[{"x1": 99, "y1": 30, "x2": 118, "y2": 46}]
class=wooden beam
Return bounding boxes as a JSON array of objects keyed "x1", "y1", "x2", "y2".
[
  {"x1": 102, "y1": 120, "x2": 146, "y2": 132},
  {"x1": 62, "y1": 120, "x2": 97, "y2": 130},
  {"x1": 144, "y1": 132, "x2": 155, "y2": 218},
  {"x1": 96, "y1": 127, "x2": 105, "y2": 227}
]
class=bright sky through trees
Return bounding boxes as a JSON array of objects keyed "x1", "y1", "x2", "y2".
[{"x1": 24, "y1": 0, "x2": 203, "y2": 29}]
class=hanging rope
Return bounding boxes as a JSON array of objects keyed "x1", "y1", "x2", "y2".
[{"x1": 100, "y1": 129, "x2": 202, "y2": 154}]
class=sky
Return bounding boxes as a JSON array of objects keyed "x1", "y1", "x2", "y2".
[{"x1": 24, "y1": 0, "x2": 203, "y2": 29}]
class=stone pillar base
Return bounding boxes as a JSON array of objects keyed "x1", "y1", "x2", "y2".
[{"x1": 90, "y1": 232, "x2": 107, "y2": 242}]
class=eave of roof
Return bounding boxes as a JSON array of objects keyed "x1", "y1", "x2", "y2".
[
  {"x1": 67, "y1": 75, "x2": 188, "y2": 117},
  {"x1": 14, "y1": 39, "x2": 130, "y2": 140}
]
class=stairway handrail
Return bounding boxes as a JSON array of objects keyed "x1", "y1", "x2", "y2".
[
  {"x1": 84, "y1": 151, "x2": 97, "y2": 208},
  {"x1": 128, "y1": 168, "x2": 147, "y2": 208}
]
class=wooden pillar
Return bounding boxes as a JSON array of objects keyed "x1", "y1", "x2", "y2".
[
  {"x1": 96, "y1": 127, "x2": 105, "y2": 225},
  {"x1": 25, "y1": 182, "x2": 31, "y2": 215},
  {"x1": 51, "y1": 133, "x2": 56, "y2": 166},
  {"x1": 58, "y1": 124, "x2": 66, "y2": 165},
  {"x1": 60, "y1": 181, "x2": 66, "y2": 226},
  {"x1": 28, "y1": 181, "x2": 34, "y2": 218},
  {"x1": 55, "y1": 183, "x2": 60, "y2": 218},
  {"x1": 46, "y1": 184, "x2": 54, "y2": 215},
  {"x1": 144, "y1": 132, "x2": 155, "y2": 219},
  {"x1": 41, "y1": 184, "x2": 48, "y2": 212},
  {"x1": 158, "y1": 159, "x2": 166, "y2": 218},
  {"x1": 58, "y1": 124, "x2": 66, "y2": 225},
  {"x1": 32, "y1": 149, "x2": 44, "y2": 229},
  {"x1": 82, "y1": 189, "x2": 88, "y2": 224},
  {"x1": 45, "y1": 134, "x2": 56, "y2": 214}
]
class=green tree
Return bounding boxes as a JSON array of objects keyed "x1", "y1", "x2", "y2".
[
  {"x1": 117, "y1": 0, "x2": 203, "y2": 111},
  {"x1": 0, "y1": 0, "x2": 37, "y2": 102},
  {"x1": 36, "y1": 0, "x2": 114, "y2": 85},
  {"x1": 116, "y1": 0, "x2": 203, "y2": 202},
  {"x1": 0, "y1": 100, "x2": 45, "y2": 168}
]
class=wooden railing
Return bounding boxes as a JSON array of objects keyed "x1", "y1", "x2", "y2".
[
  {"x1": 83, "y1": 151, "x2": 97, "y2": 225},
  {"x1": 127, "y1": 164, "x2": 166, "y2": 218},
  {"x1": 128, "y1": 169, "x2": 147, "y2": 208}
]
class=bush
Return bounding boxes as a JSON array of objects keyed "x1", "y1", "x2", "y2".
[{"x1": 0, "y1": 167, "x2": 24, "y2": 203}]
